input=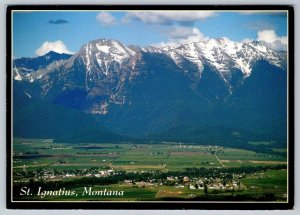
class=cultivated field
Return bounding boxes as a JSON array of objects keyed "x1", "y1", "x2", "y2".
[
  {"x1": 12, "y1": 138, "x2": 288, "y2": 202},
  {"x1": 13, "y1": 138, "x2": 287, "y2": 171}
]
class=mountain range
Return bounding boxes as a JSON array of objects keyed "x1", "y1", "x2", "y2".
[{"x1": 12, "y1": 38, "x2": 288, "y2": 151}]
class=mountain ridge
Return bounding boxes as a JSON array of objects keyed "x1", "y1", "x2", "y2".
[{"x1": 12, "y1": 38, "x2": 288, "y2": 149}]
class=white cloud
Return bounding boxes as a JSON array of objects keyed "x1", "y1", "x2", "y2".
[
  {"x1": 121, "y1": 11, "x2": 215, "y2": 48},
  {"x1": 163, "y1": 26, "x2": 197, "y2": 39},
  {"x1": 35, "y1": 41, "x2": 75, "y2": 56},
  {"x1": 123, "y1": 11, "x2": 216, "y2": 25},
  {"x1": 257, "y1": 30, "x2": 286, "y2": 44},
  {"x1": 257, "y1": 30, "x2": 287, "y2": 51},
  {"x1": 96, "y1": 12, "x2": 117, "y2": 26},
  {"x1": 154, "y1": 27, "x2": 208, "y2": 47}
]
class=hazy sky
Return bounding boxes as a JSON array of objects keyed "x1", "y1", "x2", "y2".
[{"x1": 12, "y1": 10, "x2": 288, "y2": 58}]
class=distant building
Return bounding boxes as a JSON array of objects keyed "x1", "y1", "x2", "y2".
[
  {"x1": 189, "y1": 185, "x2": 196, "y2": 190},
  {"x1": 167, "y1": 177, "x2": 175, "y2": 181},
  {"x1": 136, "y1": 181, "x2": 146, "y2": 188},
  {"x1": 183, "y1": 176, "x2": 190, "y2": 183},
  {"x1": 124, "y1": 180, "x2": 132, "y2": 184}
]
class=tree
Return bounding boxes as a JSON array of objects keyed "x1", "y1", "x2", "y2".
[{"x1": 204, "y1": 183, "x2": 208, "y2": 194}]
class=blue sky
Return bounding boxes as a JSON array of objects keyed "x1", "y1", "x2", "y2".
[{"x1": 12, "y1": 10, "x2": 288, "y2": 58}]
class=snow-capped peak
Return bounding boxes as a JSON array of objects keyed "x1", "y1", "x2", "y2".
[
  {"x1": 148, "y1": 38, "x2": 286, "y2": 80},
  {"x1": 142, "y1": 46, "x2": 163, "y2": 53},
  {"x1": 80, "y1": 39, "x2": 136, "y2": 75}
]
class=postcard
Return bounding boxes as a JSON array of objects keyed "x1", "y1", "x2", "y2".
[{"x1": 6, "y1": 5, "x2": 294, "y2": 209}]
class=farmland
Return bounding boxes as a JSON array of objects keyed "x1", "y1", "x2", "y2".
[{"x1": 12, "y1": 138, "x2": 288, "y2": 202}]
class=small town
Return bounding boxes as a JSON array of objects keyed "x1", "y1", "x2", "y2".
[{"x1": 13, "y1": 165, "x2": 272, "y2": 194}]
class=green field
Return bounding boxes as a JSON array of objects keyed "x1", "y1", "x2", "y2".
[
  {"x1": 13, "y1": 138, "x2": 287, "y2": 171},
  {"x1": 12, "y1": 138, "x2": 288, "y2": 202}
]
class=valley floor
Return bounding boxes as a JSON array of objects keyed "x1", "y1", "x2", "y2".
[{"x1": 11, "y1": 138, "x2": 288, "y2": 202}]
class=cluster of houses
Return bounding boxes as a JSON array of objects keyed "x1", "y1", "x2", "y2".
[
  {"x1": 14, "y1": 168, "x2": 116, "y2": 182},
  {"x1": 174, "y1": 144, "x2": 224, "y2": 150},
  {"x1": 122, "y1": 174, "x2": 243, "y2": 191},
  {"x1": 15, "y1": 165, "x2": 247, "y2": 192},
  {"x1": 170, "y1": 175, "x2": 242, "y2": 191}
]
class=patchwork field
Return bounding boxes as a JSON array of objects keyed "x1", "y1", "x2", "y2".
[
  {"x1": 13, "y1": 138, "x2": 287, "y2": 172},
  {"x1": 12, "y1": 138, "x2": 288, "y2": 202}
]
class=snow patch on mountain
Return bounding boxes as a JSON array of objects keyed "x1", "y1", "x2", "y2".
[
  {"x1": 145, "y1": 38, "x2": 286, "y2": 81},
  {"x1": 96, "y1": 44, "x2": 110, "y2": 54},
  {"x1": 85, "y1": 43, "x2": 92, "y2": 71},
  {"x1": 81, "y1": 39, "x2": 137, "y2": 76},
  {"x1": 24, "y1": 91, "x2": 32, "y2": 98},
  {"x1": 13, "y1": 67, "x2": 22, "y2": 81},
  {"x1": 235, "y1": 58, "x2": 251, "y2": 77}
]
